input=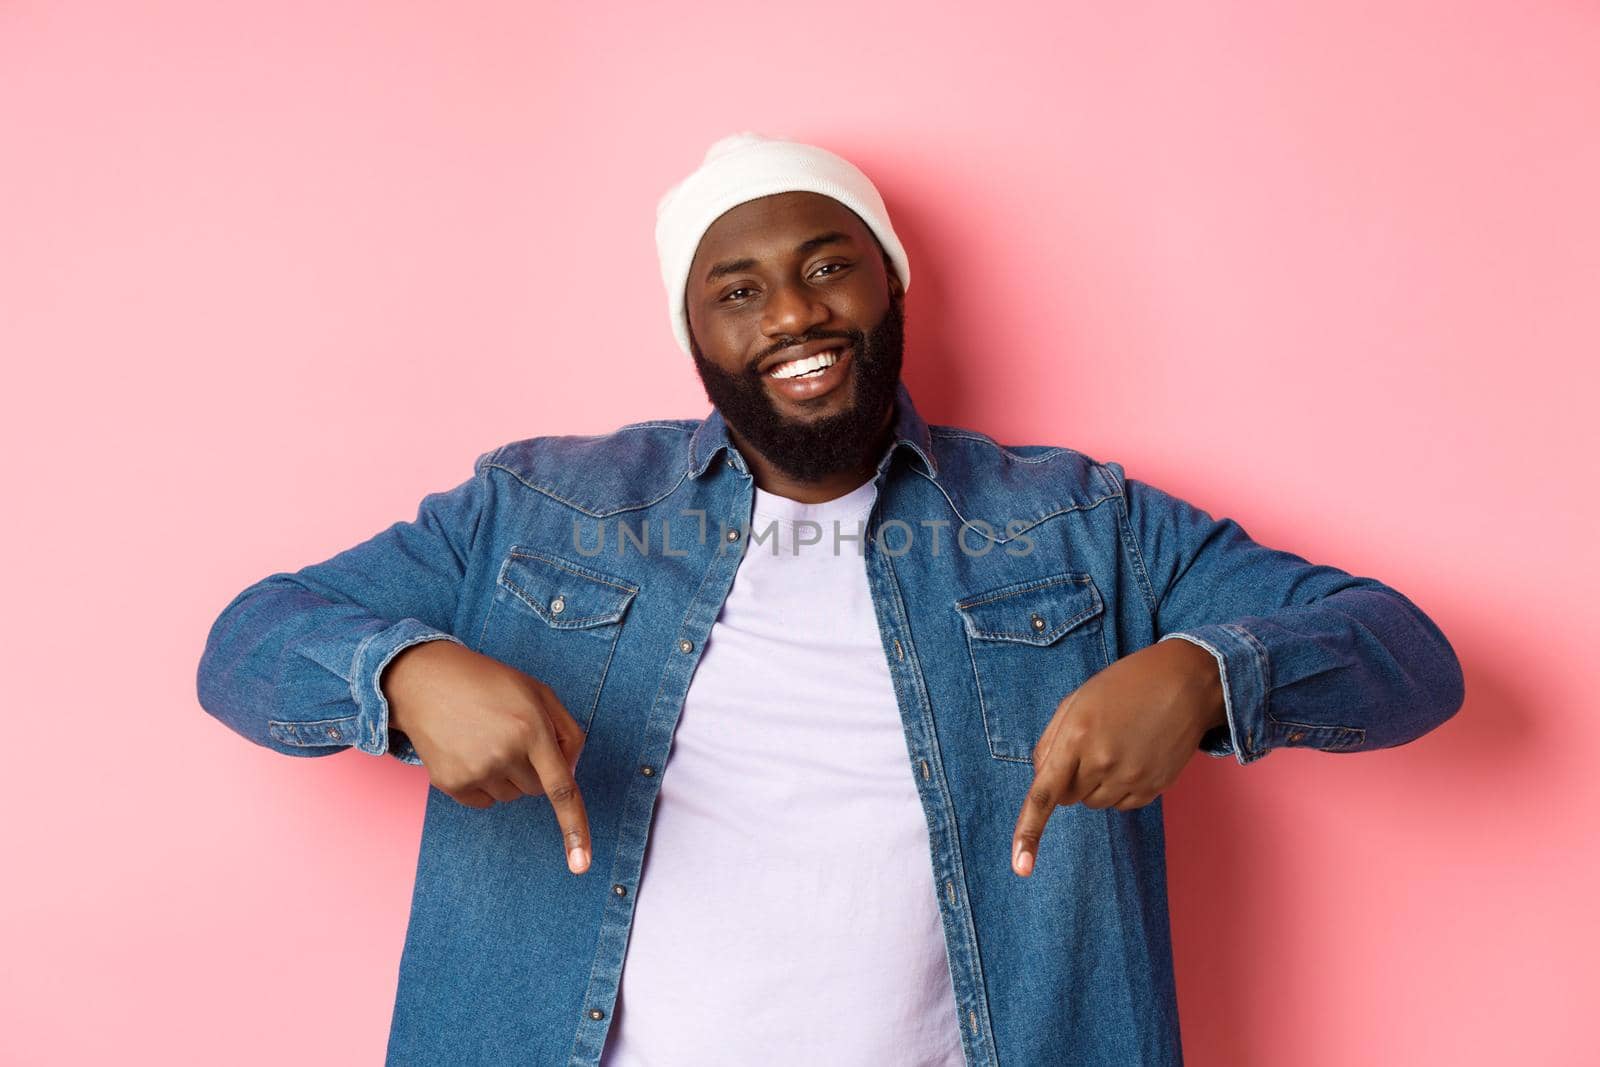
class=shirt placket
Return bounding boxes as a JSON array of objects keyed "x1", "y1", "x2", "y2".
[
  {"x1": 863, "y1": 496, "x2": 1001, "y2": 1067},
  {"x1": 566, "y1": 459, "x2": 754, "y2": 1066}
]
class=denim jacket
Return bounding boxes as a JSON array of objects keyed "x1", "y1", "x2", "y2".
[{"x1": 196, "y1": 380, "x2": 1464, "y2": 1066}]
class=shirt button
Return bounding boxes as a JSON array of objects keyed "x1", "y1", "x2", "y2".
[
  {"x1": 1288, "y1": 731, "x2": 1305, "y2": 743},
  {"x1": 1030, "y1": 614, "x2": 1046, "y2": 631},
  {"x1": 588, "y1": 1008, "x2": 605, "y2": 1021},
  {"x1": 726, "y1": 528, "x2": 740, "y2": 541},
  {"x1": 613, "y1": 884, "x2": 627, "y2": 897},
  {"x1": 679, "y1": 639, "x2": 694, "y2": 653},
  {"x1": 328, "y1": 726, "x2": 341, "y2": 741},
  {"x1": 640, "y1": 765, "x2": 656, "y2": 777},
  {"x1": 550, "y1": 595, "x2": 565, "y2": 615}
]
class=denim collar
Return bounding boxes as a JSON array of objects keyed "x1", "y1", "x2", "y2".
[{"x1": 686, "y1": 379, "x2": 939, "y2": 482}]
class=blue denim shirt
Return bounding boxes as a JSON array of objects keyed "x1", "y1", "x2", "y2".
[{"x1": 197, "y1": 380, "x2": 1464, "y2": 1066}]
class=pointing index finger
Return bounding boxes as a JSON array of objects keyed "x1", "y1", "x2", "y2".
[
  {"x1": 527, "y1": 730, "x2": 591, "y2": 875},
  {"x1": 1013, "y1": 749, "x2": 1079, "y2": 878},
  {"x1": 523, "y1": 683, "x2": 592, "y2": 874}
]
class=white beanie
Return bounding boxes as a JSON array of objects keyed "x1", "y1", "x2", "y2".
[{"x1": 654, "y1": 131, "x2": 911, "y2": 358}]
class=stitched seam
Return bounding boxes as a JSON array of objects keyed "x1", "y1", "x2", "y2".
[
  {"x1": 876, "y1": 544, "x2": 1000, "y2": 1060},
  {"x1": 268, "y1": 714, "x2": 358, "y2": 728},
  {"x1": 476, "y1": 597, "x2": 497, "y2": 649},
  {"x1": 963, "y1": 615, "x2": 1097, "y2": 643},
  {"x1": 578, "y1": 619, "x2": 625, "y2": 744},
  {"x1": 1229, "y1": 622, "x2": 1273, "y2": 740},
  {"x1": 1271, "y1": 717, "x2": 1367, "y2": 739},
  {"x1": 963, "y1": 628, "x2": 1019, "y2": 763},
  {"x1": 955, "y1": 573, "x2": 1097, "y2": 609},
  {"x1": 483, "y1": 462, "x2": 690, "y2": 518},
  {"x1": 928, "y1": 427, "x2": 1100, "y2": 465},
  {"x1": 496, "y1": 551, "x2": 637, "y2": 628},
  {"x1": 1108, "y1": 465, "x2": 1160, "y2": 616},
  {"x1": 498, "y1": 592, "x2": 620, "y2": 628},
  {"x1": 1096, "y1": 613, "x2": 1110, "y2": 681},
  {"x1": 474, "y1": 445, "x2": 503, "y2": 475},
  {"x1": 631, "y1": 527, "x2": 729, "y2": 750},
  {"x1": 957, "y1": 586, "x2": 1102, "y2": 643},
  {"x1": 613, "y1": 420, "x2": 696, "y2": 432},
  {"x1": 507, "y1": 550, "x2": 640, "y2": 594},
  {"x1": 926, "y1": 476, "x2": 1119, "y2": 541},
  {"x1": 563, "y1": 436, "x2": 735, "y2": 1057},
  {"x1": 1241, "y1": 621, "x2": 1365, "y2": 739},
  {"x1": 517, "y1": 423, "x2": 694, "y2": 442},
  {"x1": 561, "y1": 518, "x2": 729, "y2": 1044},
  {"x1": 347, "y1": 626, "x2": 381, "y2": 724}
]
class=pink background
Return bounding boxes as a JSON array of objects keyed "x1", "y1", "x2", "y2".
[{"x1": 3, "y1": 3, "x2": 1595, "y2": 1063}]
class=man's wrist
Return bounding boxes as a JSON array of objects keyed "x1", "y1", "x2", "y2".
[
  {"x1": 380, "y1": 637, "x2": 454, "y2": 735},
  {"x1": 1166, "y1": 635, "x2": 1227, "y2": 732}
]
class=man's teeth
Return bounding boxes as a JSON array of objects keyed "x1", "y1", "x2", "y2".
[{"x1": 769, "y1": 348, "x2": 842, "y2": 380}]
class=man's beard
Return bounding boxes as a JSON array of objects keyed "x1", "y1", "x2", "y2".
[{"x1": 690, "y1": 297, "x2": 905, "y2": 485}]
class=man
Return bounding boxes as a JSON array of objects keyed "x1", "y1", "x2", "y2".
[{"x1": 197, "y1": 132, "x2": 1465, "y2": 1066}]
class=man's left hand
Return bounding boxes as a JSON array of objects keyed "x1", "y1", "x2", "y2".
[{"x1": 1011, "y1": 638, "x2": 1226, "y2": 877}]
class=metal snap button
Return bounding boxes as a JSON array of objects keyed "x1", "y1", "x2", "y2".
[
  {"x1": 588, "y1": 1008, "x2": 605, "y2": 1020},
  {"x1": 328, "y1": 726, "x2": 341, "y2": 741},
  {"x1": 550, "y1": 595, "x2": 565, "y2": 615},
  {"x1": 1030, "y1": 614, "x2": 1045, "y2": 631},
  {"x1": 726, "y1": 528, "x2": 740, "y2": 541},
  {"x1": 640, "y1": 765, "x2": 655, "y2": 777},
  {"x1": 613, "y1": 884, "x2": 627, "y2": 897},
  {"x1": 678, "y1": 639, "x2": 693, "y2": 653}
]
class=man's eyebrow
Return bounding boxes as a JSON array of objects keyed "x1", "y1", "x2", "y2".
[{"x1": 703, "y1": 231, "x2": 856, "y2": 284}]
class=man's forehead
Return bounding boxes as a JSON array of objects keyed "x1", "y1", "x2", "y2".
[{"x1": 691, "y1": 192, "x2": 871, "y2": 279}]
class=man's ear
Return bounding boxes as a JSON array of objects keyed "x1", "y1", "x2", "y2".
[{"x1": 882, "y1": 250, "x2": 905, "y2": 300}]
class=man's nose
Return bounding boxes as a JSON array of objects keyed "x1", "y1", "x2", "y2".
[{"x1": 761, "y1": 281, "x2": 829, "y2": 340}]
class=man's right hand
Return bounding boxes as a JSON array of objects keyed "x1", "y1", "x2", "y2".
[{"x1": 381, "y1": 639, "x2": 592, "y2": 874}]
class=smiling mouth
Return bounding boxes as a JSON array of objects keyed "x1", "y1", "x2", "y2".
[{"x1": 766, "y1": 344, "x2": 850, "y2": 380}]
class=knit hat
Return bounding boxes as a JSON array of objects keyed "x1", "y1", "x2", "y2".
[{"x1": 654, "y1": 131, "x2": 911, "y2": 358}]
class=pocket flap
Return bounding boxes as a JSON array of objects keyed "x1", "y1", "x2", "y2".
[
  {"x1": 498, "y1": 549, "x2": 638, "y2": 629},
  {"x1": 955, "y1": 573, "x2": 1103, "y2": 646}
]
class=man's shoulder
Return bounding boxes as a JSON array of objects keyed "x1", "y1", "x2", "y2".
[
  {"x1": 926, "y1": 422, "x2": 1126, "y2": 516},
  {"x1": 471, "y1": 416, "x2": 703, "y2": 516}
]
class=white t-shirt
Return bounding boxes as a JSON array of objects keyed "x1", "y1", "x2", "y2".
[{"x1": 599, "y1": 477, "x2": 965, "y2": 1066}]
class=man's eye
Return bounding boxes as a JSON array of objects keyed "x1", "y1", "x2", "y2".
[
  {"x1": 814, "y1": 263, "x2": 845, "y2": 277},
  {"x1": 721, "y1": 287, "x2": 754, "y2": 302}
]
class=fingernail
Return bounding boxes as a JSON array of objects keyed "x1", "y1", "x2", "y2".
[
  {"x1": 1013, "y1": 843, "x2": 1033, "y2": 877},
  {"x1": 569, "y1": 846, "x2": 589, "y2": 874}
]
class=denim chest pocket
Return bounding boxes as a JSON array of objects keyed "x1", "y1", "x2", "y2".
[
  {"x1": 954, "y1": 572, "x2": 1110, "y2": 764},
  {"x1": 477, "y1": 548, "x2": 638, "y2": 734}
]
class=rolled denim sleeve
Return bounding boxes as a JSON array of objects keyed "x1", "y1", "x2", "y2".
[
  {"x1": 196, "y1": 448, "x2": 499, "y2": 765},
  {"x1": 1107, "y1": 461, "x2": 1465, "y2": 765}
]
